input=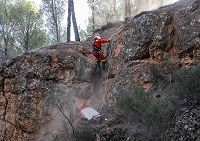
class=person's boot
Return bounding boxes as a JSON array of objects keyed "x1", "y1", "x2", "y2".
[
  {"x1": 97, "y1": 60, "x2": 101, "y2": 68},
  {"x1": 102, "y1": 60, "x2": 106, "y2": 70}
]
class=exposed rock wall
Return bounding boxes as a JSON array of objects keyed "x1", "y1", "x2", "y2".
[
  {"x1": 166, "y1": 105, "x2": 200, "y2": 141},
  {"x1": 123, "y1": 0, "x2": 199, "y2": 62},
  {"x1": 98, "y1": 0, "x2": 200, "y2": 140},
  {"x1": 104, "y1": 0, "x2": 200, "y2": 106},
  {"x1": 0, "y1": 42, "x2": 95, "y2": 140}
]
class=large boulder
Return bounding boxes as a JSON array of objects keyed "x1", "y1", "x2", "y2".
[
  {"x1": 0, "y1": 42, "x2": 95, "y2": 140},
  {"x1": 123, "y1": 0, "x2": 200, "y2": 62}
]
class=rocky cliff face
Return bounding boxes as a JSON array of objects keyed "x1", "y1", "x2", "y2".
[
  {"x1": 0, "y1": 42, "x2": 96, "y2": 140},
  {"x1": 123, "y1": 0, "x2": 199, "y2": 62},
  {"x1": 98, "y1": 0, "x2": 200, "y2": 140},
  {"x1": 104, "y1": 0, "x2": 199, "y2": 106},
  {"x1": 0, "y1": 0, "x2": 199, "y2": 140}
]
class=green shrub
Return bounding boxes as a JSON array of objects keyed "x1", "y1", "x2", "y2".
[
  {"x1": 116, "y1": 84, "x2": 170, "y2": 138},
  {"x1": 145, "y1": 99, "x2": 168, "y2": 127},
  {"x1": 171, "y1": 65, "x2": 200, "y2": 104},
  {"x1": 73, "y1": 126, "x2": 96, "y2": 141},
  {"x1": 116, "y1": 84, "x2": 148, "y2": 113},
  {"x1": 150, "y1": 64, "x2": 163, "y2": 81},
  {"x1": 117, "y1": 84, "x2": 168, "y2": 121}
]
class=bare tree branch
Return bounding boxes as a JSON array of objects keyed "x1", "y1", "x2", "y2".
[{"x1": 55, "y1": 97, "x2": 75, "y2": 134}]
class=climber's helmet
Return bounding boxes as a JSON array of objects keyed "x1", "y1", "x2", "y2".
[{"x1": 94, "y1": 33, "x2": 101, "y2": 40}]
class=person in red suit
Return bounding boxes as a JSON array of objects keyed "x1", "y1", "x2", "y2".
[{"x1": 92, "y1": 33, "x2": 110, "y2": 70}]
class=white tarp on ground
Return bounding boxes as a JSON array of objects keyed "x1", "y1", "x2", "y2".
[{"x1": 81, "y1": 107, "x2": 100, "y2": 120}]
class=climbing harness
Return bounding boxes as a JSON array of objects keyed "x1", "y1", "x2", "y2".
[{"x1": 93, "y1": 39, "x2": 101, "y2": 58}]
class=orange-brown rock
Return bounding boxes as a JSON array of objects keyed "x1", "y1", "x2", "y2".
[{"x1": 0, "y1": 42, "x2": 95, "y2": 140}]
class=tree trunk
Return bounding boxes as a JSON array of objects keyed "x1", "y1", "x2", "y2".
[
  {"x1": 67, "y1": 0, "x2": 72, "y2": 41},
  {"x1": 2, "y1": 0, "x2": 8, "y2": 57},
  {"x1": 71, "y1": 0, "x2": 80, "y2": 41},
  {"x1": 159, "y1": 0, "x2": 163, "y2": 7},
  {"x1": 51, "y1": 0, "x2": 60, "y2": 42},
  {"x1": 125, "y1": 0, "x2": 131, "y2": 21},
  {"x1": 25, "y1": 30, "x2": 29, "y2": 53},
  {"x1": 113, "y1": 0, "x2": 116, "y2": 12},
  {"x1": 113, "y1": 0, "x2": 116, "y2": 20},
  {"x1": 3, "y1": 37, "x2": 8, "y2": 57},
  {"x1": 134, "y1": 0, "x2": 144, "y2": 15},
  {"x1": 92, "y1": 0, "x2": 95, "y2": 33},
  {"x1": 67, "y1": 0, "x2": 80, "y2": 41}
]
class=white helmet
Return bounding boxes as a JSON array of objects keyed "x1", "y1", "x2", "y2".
[{"x1": 94, "y1": 33, "x2": 101, "y2": 39}]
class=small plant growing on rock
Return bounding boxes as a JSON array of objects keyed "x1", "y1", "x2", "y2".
[
  {"x1": 73, "y1": 125, "x2": 96, "y2": 141},
  {"x1": 116, "y1": 84, "x2": 148, "y2": 113},
  {"x1": 171, "y1": 65, "x2": 200, "y2": 105},
  {"x1": 150, "y1": 64, "x2": 164, "y2": 81},
  {"x1": 44, "y1": 84, "x2": 75, "y2": 140},
  {"x1": 116, "y1": 84, "x2": 171, "y2": 139}
]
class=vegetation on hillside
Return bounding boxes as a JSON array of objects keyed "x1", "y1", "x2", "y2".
[{"x1": 115, "y1": 64, "x2": 200, "y2": 140}]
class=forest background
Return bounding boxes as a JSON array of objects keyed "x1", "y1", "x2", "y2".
[{"x1": 0, "y1": 0, "x2": 178, "y2": 61}]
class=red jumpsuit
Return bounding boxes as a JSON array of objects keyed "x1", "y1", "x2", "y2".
[{"x1": 92, "y1": 38, "x2": 110, "y2": 61}]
